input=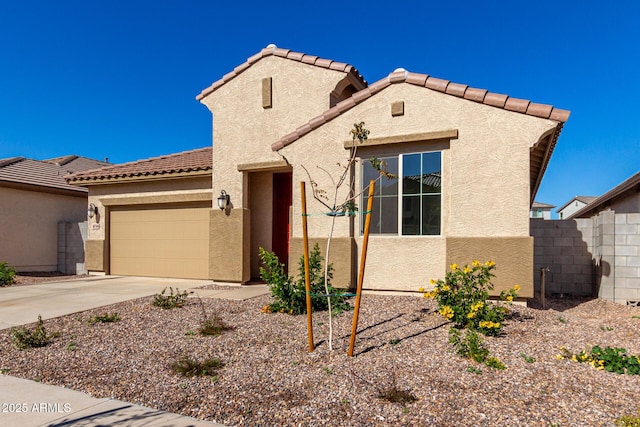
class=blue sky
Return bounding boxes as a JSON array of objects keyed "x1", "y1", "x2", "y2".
[{"x1": 1, "y1": 1, "x2": 638, "y2": 216}]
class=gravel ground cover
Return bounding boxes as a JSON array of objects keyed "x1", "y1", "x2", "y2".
[
  {"x1": 1, "y1": 280, "x2": 639, "y2": 426},
  {"x1": 13, "y1": 272, "x2": 90, "y2": 286}
]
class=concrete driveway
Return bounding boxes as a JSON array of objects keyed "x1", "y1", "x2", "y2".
[{"x1": 0, "y1": 276, "x2": 213, "y2": 330}]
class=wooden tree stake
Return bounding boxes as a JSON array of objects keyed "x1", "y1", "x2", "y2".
[
  {"x1": 300, "y1": 182, "x2": 314, "y2": 352},
  {"x1": 348, "y1": 180, "x2": 375, "y2": 357}
]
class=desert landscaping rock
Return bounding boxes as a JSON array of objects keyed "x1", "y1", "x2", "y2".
[{"x1": 1, "y1": 281, "x2": 639, "y2": 426}]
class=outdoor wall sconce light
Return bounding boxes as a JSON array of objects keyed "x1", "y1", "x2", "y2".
[
  {"x1": 87, "y1": 203, "x2": 98, "y2": 218},
  {"x1": 217, "y1": 190, "x2": 230, "y2": 211}
]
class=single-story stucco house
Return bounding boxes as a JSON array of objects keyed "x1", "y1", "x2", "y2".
[
  {"x1": 67, "y1": 45, "x2": 570, "y2": 298},
  {"x1": 0, "y1": 155, "x2": 110, "y2": 272}
]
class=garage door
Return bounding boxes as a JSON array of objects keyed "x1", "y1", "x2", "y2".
[{"x1": 110, "y1": 204, "x2": 210, "y2": 279}]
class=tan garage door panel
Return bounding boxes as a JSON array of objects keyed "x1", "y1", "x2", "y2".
[{"x1": 110, "y1": 206, "x2": 210, "y2": 279}]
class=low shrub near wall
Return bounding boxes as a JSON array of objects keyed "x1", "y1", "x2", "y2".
[{"x1": 0, "y1": 262, "x2": 16, "y2": 287}]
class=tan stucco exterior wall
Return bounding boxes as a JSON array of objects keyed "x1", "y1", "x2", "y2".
[
  {"x1": 201, "y1": 56, "x2": 357, "y2": 207},
  {"x1": 209, "y1": 208, "x2": 250, "y2": 282},
  {"x1": 200, "y1": 56, "x2": 359, "y2": 282},
  {"x1": 249, "y1": 172, "x2": 273, "y2": 278},
  {"x1": 289, "y1": 237, "x2": 356, "y2": 289},
  {"x1": 83, "y1": 175, "x2": 212, "y2": 275},
  {"x1": 0, "y1": 186, "x2": 86, "y2": 271},
  {"x1": 278, "y1": 82, "x2": 557, "y2": 293},
  {"x1": 446, "y1": 236, "x2": 534, "y2": 298}
]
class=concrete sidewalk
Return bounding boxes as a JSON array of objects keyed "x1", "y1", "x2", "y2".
[{"x1": 0, "y1": 374, "x2": 224, "y2": 426}]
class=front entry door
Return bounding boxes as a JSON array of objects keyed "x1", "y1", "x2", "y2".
[{"x1": 272, "y1": 172, "x2": 292, "y2": 273}]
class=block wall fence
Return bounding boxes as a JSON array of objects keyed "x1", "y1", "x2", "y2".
[
  {"x1": 531, "y1": 212, "x2": 640, "y2": 305},
  {"x1": 57, "y1": 221, "x2": 88, "y2": 275}
]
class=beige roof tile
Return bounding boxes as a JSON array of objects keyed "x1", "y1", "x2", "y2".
[
  {"x1": 445, "y1": 82, "x2": 468, "y2": 97},
  {"x1": 483, "y1": 92, "x2": 509, "y2": 108},
  {"x1": 425, "y1": 77, "x2": 450, "y2": 92},
  {"x1": 464, "y1": 87, "x2": 488, "y2": 102},
  {"x1": 66, "y1": 147, "x2": 212, "y2": 184},
  {"x1": 504, "y1": 97, "x2": 530, "y2": 113},
  {"x1": 406, "y1": 73, "x2": 428, "y2": 86}
]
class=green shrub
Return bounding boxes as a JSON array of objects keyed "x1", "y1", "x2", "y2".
[
  {"x1": 259, "y1": 243, "x2": 351, "y2": 315},
  {"x1": 449, "y1": 328, "x2": 489, "y2": 363},
  {"x1": 422, "y1": 261, "x2": 519, "y2": 336},
  {"x1": 170, "y1": 357, "x2": 224, "y2": 377},
  {"x1": 152, "y1": 287, "x2": 192, "y2": 309},
  {"x1": 199, "y1": 318, "x2": 230, "y2": 336},
  {"x1": 11, "y1": 315, "x2": 60, "y2": 350},
  {"x1": 88, "y1": 312, "x2": 121, "y2": 324},
  {"x1": 0, "y1": 262, "x2": 16, "y2": 287},
  {"x1": 449, "y1": 328, "x2": 505, "y2": 370},
  {"x1": 616, "y1": 409, "x2": 640, "y2": 427},
  {"x1": 558, "y1": 345, "x2": 640, "y2": 375}
]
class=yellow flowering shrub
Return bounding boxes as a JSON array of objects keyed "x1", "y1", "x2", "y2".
[
  {"x1": 438, "y1": 306, "x2": 455, "y2": 319},
  {"x1": 420, "y1": 260, "x2": 519, "y2": 336}
]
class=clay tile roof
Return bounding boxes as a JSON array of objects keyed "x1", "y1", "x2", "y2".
[
  {"x1": 196, "y1": 45, "x2": 367, "y2": 101},
  {"x1": 271, "y1": 69, "x2": 570, "y2": 152},
  {"x1": 445, "y1": 82, "x2": 468, "y2": 97},
  {"x1": 66, "y1": 147, "x2": 212, "y2": 184},
  {"x1": 44, "y1": 155, "x2": 111, "y2": 173},
  {"x1": 464, "y1": 87, "x2": 488, "y2": 103},
  {"x1": 0, "y1": 155, "x2": 109, "y2": 193}
]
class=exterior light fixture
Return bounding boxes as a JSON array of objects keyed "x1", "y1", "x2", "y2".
[
  {"x1": 88, "y1": 203, "x2": 98, "y2": 218},
  {"x1": 217, "y1": 190, "x2": 230, "y2": 211}
]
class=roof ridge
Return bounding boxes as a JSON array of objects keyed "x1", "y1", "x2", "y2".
[
  {"x1": 196, "y1": 44, "x2": 367, "y2": 101},
  {"x1": 67, "y1": 146, "x2": 213, "y2": 183},
  {"x1": 271, "y1": 69, "x2": 571, "y2": 151},
  {"x1": 72, "y1": 146, "x2": 211, "y2": 174},
  {"x1": 0, "y1": 157, "x2": 26, "y2": 168},
  {"x1": 44, "y1": 155, "x2": 79, "y2": 166}
]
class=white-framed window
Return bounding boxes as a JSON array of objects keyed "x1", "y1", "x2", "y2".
[{"x1": 361, "y1": 151, "x2": 442, "y2": 235}]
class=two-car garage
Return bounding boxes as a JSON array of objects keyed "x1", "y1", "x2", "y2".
[
  {"x1": 67, "y1": 146, "x2": 215, "y2": 280},
  {"x1": 109, "y1": 204, "x2": 210, "y2": 279}
]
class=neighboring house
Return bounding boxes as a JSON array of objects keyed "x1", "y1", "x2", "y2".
[
  {"x1": 0, "y1": 155, "x2": 110, "y2": 272},
  {"x1": 568, "y1": 172, "x2": 640, "y2": 219},
  {"x1": 68, "y1": 45, "x2": 570, "y2": 298},
  {"x1": 530, "y1": 202, "x2": 555, "y2": 219},
  {"x1": 557, "y1": 196, "x2": 597, "y2": 219}
]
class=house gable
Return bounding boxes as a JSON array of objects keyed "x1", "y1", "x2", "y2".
[
  {"x1": 272, "y1": 69, "x2": 569, "y2": 205},
  {"x1": 198, "y1": 45, "x2": 366, "y2": 207},
  {"x1": 275, "y1": 74, "x2": 568, "y2": 292}
]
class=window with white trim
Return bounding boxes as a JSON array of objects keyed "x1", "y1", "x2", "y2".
[{"x1": 362, "y1": 151, "x2": 442, "y2": 235}]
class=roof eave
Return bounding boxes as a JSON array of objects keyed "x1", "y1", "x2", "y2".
[
  {"x1": 272, "y1": 70, "x2": 570, "y2": 153},
  {"x1": 1, "y1": 179, "x2": 87, "y2": 196},
  {"x1": 67, "y1": 169, "x2": 212, "y2": 187}
]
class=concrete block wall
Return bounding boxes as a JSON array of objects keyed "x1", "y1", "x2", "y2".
[
  {"x1": 57, "y1": 221, "x2": 88, "y2": 275},
  {"x1": 531, "y1": 212, "x2": 640, "y2": 305},
  {"x1": 613, "y1": 213, "x2": 640, "y2": 305},
  {"x1": 531, "y1": 218, "x2": 594, "y2": 296}
]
